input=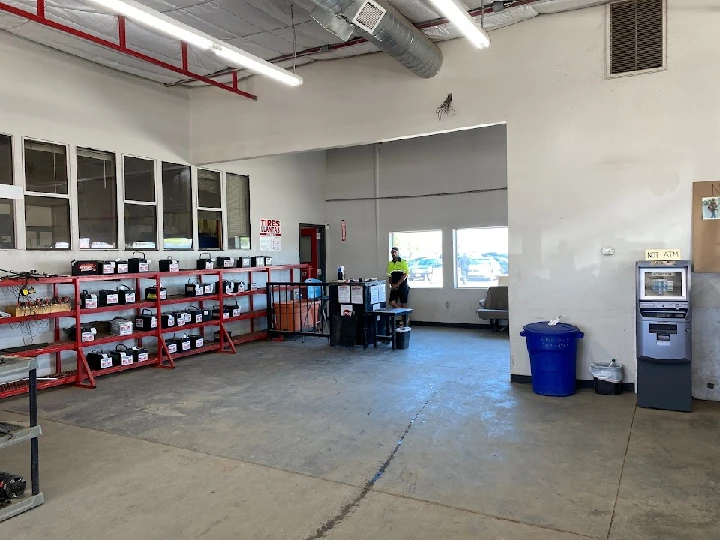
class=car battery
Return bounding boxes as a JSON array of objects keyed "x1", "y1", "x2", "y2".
[
  {"x1": 165, "y1": 340, "x2": 178, "y2": 354},
  {"x1": 265, "y1": 257, "x2": 273, "y2": 266},
  {"x1": 98, "y1": 290, "x2": 119, "y2": 307},
  {"x1": 135, "y1": 309, "x2": 157, "y2": 330},
  {"x1": 145, "y1": 286, "x2": 167, "y2": 301},
  {"x1": 159, "y1": 257, "x2": 180, "y2": 272},
  {"x1": 214, "y1": 330, "x2": 231, "y2": 343},
  {"x1": 219, "y1": 280, "x2": 234, "y2": 295},
  {"x1": 237, "y1": 257, "x2": 252, "y2": 268},
  {"x1": 161, "y1": 312, "x2": 176, "y2": 329},
  {"x1": 203, "y1": 282, "x2": 214, "y2": 295},
  {"x1": 110, "y1": 317, "x2": 133, "y2": 336},
  {"x1": 185, "y1": 306, "x2": 211, "y2": 323},
  {"x1": 197, "y1": 253, "x2": 214, "y2": 270},
  {"x1": 128, "y1": 252, "x2": 150, "y2": 273},
  {"x1": 71, "y1": 260, "x2": 100, "y2": 276},
  {"x1": 128, "y1": 346, "x2": 149, "y2": 362},
  {"x1": 68, "y1": 324, "x2": 96, "y2": 342},
  {"x1": 109, "y1": 345, "x2": 132, "y2": 367},
  {"x1": 87, "y1": 350, "x2": 112, "y2": 370},
  {"x1": 185, "y1": 281, "x2": 204, "y2": 297},
  {"x1": 217, "y1": 256, "x2": 234, "y2": 269},
  {"x1": 233, "y1": 281, "x2": 246, "y2": 293},
  {"x1": 115, "y1": 260, "x2": 129, "y2": 274},
  {"x1": 80, "y1": 290, "x2": 98, "y2": 309},
  {"x1": 188, "y1": 334, "x2": 204, "y2": 349},
  {"x1": 117, "y1": 286, "x2": 136, "y2": 305},
  {"x1": 98, "y1": 260, "x2": 116, "y2": 275},
  {"x1": 229, "y1": 302, "x2": 241, "y2": 318},
  {"x1": 251, "y1": 256, "x2": 266, "y2": 267},
  {"x1": 212, "y1": 305, "x2": 233, "y2": 320},
  {"x1": 169, "y1": 311, "x2": 187, "y2": 327},
  {"x1": 178, "y1": 310, "x2": 193, "y2": 324},
  {"x1": 167, "y1": 335, "x2": 191, "y2": 353}
]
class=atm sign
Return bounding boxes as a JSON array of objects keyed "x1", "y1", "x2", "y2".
[{"x1": 645, "y1": 249, "x2": 682, "y2": 261}]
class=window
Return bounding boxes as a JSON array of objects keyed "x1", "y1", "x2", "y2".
[
  {"x1": 0, "y1": 135, "x2": 14, "y2": 248},
  {"x1": 25, "y1": 196, "x2": 70, "y2": 249},
  {"x1": 162, "y1": 162, "x2": 192, "y2": 250},
  {"x1": 455, "y1": 227, "x2": 508, "y2": 288},
  {"x1": 226, "y1": 173, "x2": 250, "y2": 249},
  {"x1": 197, "y1": 169, "x2": 222, "y2": 250},
  {"x1": 124, "y1": 156, "x2": 157, "y2": 249},
  {"x1": 24, "y1": 139, "x2": 70, "y2": 250},
  {"x1": 389, "y1": 230, "x2": 443, "y2": 288},
  {"x1": 608, "y1": 0, "x2": 665, "y2": 77},
  {"x1": 77, "y1": 148, "x2": 117, "y2": 249}
]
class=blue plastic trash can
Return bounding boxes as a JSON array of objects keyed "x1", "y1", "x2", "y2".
[{"x1": 520, "y1": 322, "x2": 584, "y2": 397}]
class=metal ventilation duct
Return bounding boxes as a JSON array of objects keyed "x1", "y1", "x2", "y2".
[{"x1": 307, "y1": 0, "x2": 443, "y2": 79}]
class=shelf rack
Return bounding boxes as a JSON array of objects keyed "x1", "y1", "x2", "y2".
[
  {"x1": 0, "y1": 264, "x2": 307, "y2": 398},
  {"x1": 0, "y1": 356, "x2": 43, "y2": 521}
]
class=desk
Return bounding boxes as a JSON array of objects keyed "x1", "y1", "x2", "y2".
[{"x1": 371, "y1": 308, "x2": 413, "y2": 350}]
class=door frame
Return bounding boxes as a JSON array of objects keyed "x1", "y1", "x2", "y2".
[{"x1": 299, "y1": 223, "x2": 326, "y2": 280}]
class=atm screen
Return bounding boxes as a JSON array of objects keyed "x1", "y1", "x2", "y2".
[{"x1": 640, "y1": 269, "x2": 687, "y2": 301}]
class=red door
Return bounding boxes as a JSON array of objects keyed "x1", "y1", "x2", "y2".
[{"x1": 300, "y1": 227, "x2": 319, "y2": 280}]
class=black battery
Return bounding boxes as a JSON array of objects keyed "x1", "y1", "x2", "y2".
[
  {"x1": 86, "y1": 350, "x2": 112, "y2": 370},
  {"x1": 217, "y1": 256, "x2": 234, "y2": 268},
  {"x1": 188, "y1": 334, "x2": 204, "y2": 349},
  {"x1": 109, "y1": 345, "x2": 132, "y2": 366},
  {"x1": 115, "y1": 260, "x2": 129, "y2": 274},
  {"x1": 68, "y1": 324, "x2": 95, "y2": 342},
  {"x1": 161, "y1": 313, "x2": 176, "y2": 328},
  {"x1": 98, "y1": 290, "x2": 120, "y2": 307},
  {"x1": 129, "y1": 252, "x2": 150, "y2": 273},
  {"x1": 197, "y1": 253, "x2": 214, "y2": 270},
  {"x1": 227, "y1": 302, "x2": 240, "y2": 318},
  {"x1": 128, "y1": 346, "x2": 149, "y2": 362},
  {"x1": 214, "y1": 330, "x2": 231, "y2": 342},
  {"x1": 71, "y1": 260, "x2": 99, "y2": 276},
  {"x1": 212, "y1": 305, "x2": 233, "y2": 320},
  {"x1": 232, "y1": 281, "x2": 246, "y2": 293},
  {"x1": 184, "y1": 306, "x2": 204, "y2": 324},
  {"x1": 203, "y1": 282, "x2": 214, "y2": 295},
  {"x1": 265, "y1": 256, "x2": 273, "y2": 266},
  {"x1": 159, "y1": 257, "x2": 180, "y2": 272},
  {"x1": 185, "y1": 282, "x2": 204, "y2": 297},
  {"x1": 145, "y1": 286, "x2": 167, "y2": 301},
  {"x1": 117, "y1": 286, "x2": 136, "y2": 305},
  {"x1": 98, "y1": 261, "x2": 116, "y2": 275},
  {"x1": 218, "y1": 280, "x2": 234, "y2": 295},
  {"x1": 252, "y1": 256, "x2": 266, "y2": 267},
  {"x1": 237, "y1": 257, "x2": 252, "y2": 268},
  {"x1": 179, "y1": 310, "x2": 194, "y2": 324},
  {"x1": 167, "y1": 335, "x2": 191, "y2": 353},
  {"x1": 169, "y1": 311, "x2": 188, "y2": 327},
  {"x1": 135, "y1": 309, "x2": 157, "y2": 330},
  {"x1": 80, "y1": 290, "x2": 98, "y2": 309}
]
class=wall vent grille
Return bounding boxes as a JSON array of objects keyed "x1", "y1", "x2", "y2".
[
  {"x1": 353, "y1": 0, "x2": 387, "y2": 33},
  {"x1": 609, "y1": 0, "x2": 665, "y2": 77}
]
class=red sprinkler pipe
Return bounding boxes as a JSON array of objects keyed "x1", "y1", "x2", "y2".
[{"x1": 0, "y1": 2, "x2": 258, "y2": 101}]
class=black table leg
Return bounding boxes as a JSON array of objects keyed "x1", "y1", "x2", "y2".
[
  {"x1": 373, "y1": 316, "x2": 378, "y2": 349},
  {"x1": 391, "y1": 316, "x2": 397, "y2": 350},
  {"x1": 29, "y1": 368, "x2": 39, "y2": 496},
  {"x1": 363, "y1": 314, "x2": 368, "y2": 349}
]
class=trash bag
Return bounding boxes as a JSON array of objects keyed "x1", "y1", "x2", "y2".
[{"x1": 590, "y1": 360, "x2": 623, "y2": 383}]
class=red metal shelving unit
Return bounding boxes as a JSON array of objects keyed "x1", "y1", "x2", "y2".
[{"x1": 0, "y1": 264, "x2": 307, "y2": 398}]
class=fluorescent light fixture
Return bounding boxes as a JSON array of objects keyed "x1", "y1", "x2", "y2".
[
  {"x1": 86, "y1": 0, "x2": 303, "y2": 87},
  {"x1": 426, "y1": 0, "x2": 491, "y2": 49}
]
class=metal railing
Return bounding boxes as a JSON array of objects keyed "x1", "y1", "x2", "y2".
[{"x1": 266, "y1": 282, "x2": 330, "y2": 339}]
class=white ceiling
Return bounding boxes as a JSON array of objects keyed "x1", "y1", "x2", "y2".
[{"x1": 0, "y1": 0, "x2": 551, "y2": 88}]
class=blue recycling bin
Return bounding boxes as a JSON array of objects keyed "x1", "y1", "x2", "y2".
[{"x1": 520, "y1": 322, "x2": 584, "y2": 397}]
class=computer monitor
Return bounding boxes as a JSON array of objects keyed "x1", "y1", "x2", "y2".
[{"x1": 638, "y1": 267, "x2": 688, "y2": 301}]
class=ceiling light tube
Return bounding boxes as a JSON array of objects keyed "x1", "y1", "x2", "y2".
[
  {"x1": 86, "y1": 0, "x2": 303, "y2": 86},
  {"x1": 426, "y1": 0, "x2": 491, "y2": 49}
]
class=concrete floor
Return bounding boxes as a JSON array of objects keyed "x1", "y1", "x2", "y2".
[{"x1": 1, "y1": 327, "x2": 719, "y2": 539}]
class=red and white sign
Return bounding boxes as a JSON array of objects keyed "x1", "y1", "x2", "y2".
[
  {"x1": 341, "y1": 220, "x2": 347, "y2": 242},
  {"x1": 259, "y1": 219, "x2": 282, "y2": 252}
]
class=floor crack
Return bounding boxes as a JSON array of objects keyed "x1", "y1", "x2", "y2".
[
  {"x1": 304, "y1": 395, "x2": 435, "y2": 540},
  {"x1": 606, "y1": 403, "x2": 637, "y2": 539}
]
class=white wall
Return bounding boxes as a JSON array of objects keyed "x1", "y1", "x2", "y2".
[
  {"x1": 0, "y1": 32, "x2": 327, "y2": 377},
  {"x1": 326, "y1": 126, "x2": 507, "y2": 324},
  {"x1": 190, "y1": 0, "x2": 720, "y2": 392}
]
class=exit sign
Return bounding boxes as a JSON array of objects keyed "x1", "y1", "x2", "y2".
[{"x1": 645, "y1": 249, "x2": 682, "y2": 261}]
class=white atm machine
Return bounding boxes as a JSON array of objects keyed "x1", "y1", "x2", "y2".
[{"x1": 635, "y1": 260, "x2": 692, "y2": 412}]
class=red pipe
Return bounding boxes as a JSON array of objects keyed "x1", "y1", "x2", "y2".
[{"x1": 0, "y1": 2, "x2": 258, "y2": 101}]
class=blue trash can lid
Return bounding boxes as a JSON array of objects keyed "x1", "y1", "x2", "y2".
[{"x1": 522, "y1": 322, "x2": 581, "y2": 335}]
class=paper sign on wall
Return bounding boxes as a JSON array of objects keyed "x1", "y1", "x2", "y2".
[
  {"x1": 341, "y1": 220, "x2": 347, "y2": 242},
  {"x1": 645, "y1": 249, "x2": 682, "y2": 261},
  {"x1": 259, "y1": 219, "x2": 282, "y2": 252}
]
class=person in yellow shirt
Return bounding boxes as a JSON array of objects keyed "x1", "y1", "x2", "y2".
[{"x1": 387, "y1": 247, "x2": 410, "y2": 308}]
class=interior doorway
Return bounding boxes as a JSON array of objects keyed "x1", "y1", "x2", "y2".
[{"x1": 299, "y1": 224, "x2": 326, "y2": 281}]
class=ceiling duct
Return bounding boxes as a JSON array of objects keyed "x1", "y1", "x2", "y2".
[{"x1": 307, "y1": 0, "x2": 443, "y2": 78}]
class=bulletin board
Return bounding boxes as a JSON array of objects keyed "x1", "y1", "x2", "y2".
[{"x1": 692, "y1": 181, "x2": 720, "y2": 272}]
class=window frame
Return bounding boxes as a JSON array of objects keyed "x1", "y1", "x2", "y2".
[
  {"x1": 453, "y1": 226, "x2": 509, "y2": 290},
  {"x1": 0, "y1": 131, "x2": 16, "y2": 249},
  {"x1": 196, "y1": 167, "x2": 224, "y2": 251},
  {"x1": 22, "y1": 137, "x2": 72, "y2": 251},
  {"x1": 161, "y1": 161, "x2": 194, "y2": 251},
  {"x1": 225, "y1": 172, "x2": 251, "y2": 251},
  {"x1": 76, "y1": 146, "x2": 119, "y2": 250},
  {"x1": 388, "y1": 229, "x2": 444, "y2": 289},
  {"x1": 122, "y1": 154, "x2": 159, "y2": 251}
]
